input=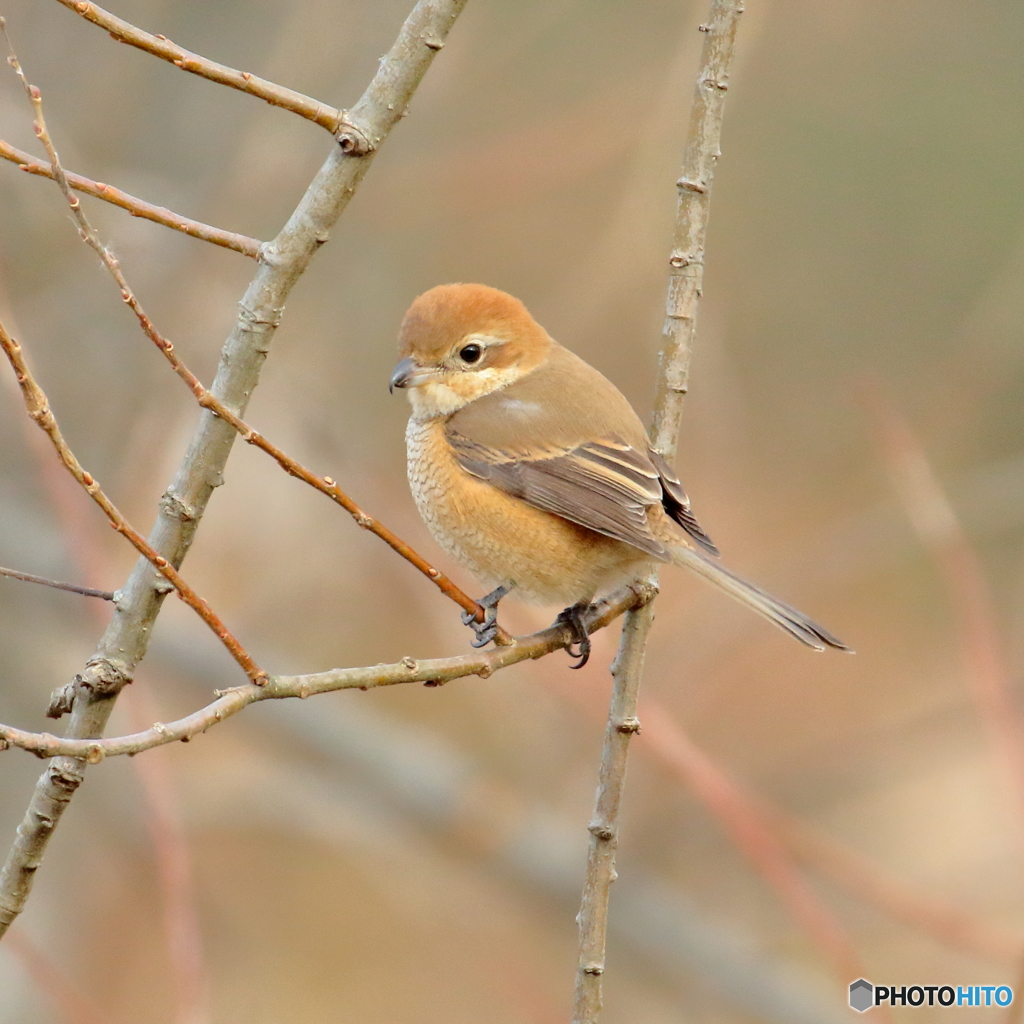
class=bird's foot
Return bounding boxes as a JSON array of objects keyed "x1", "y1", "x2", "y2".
[
  {"x1": 462, "y1": 584, "x2": 511, "y2": 648},
  {"x1": 555, "y1": 602, "x2": 592, "y2": 669}
]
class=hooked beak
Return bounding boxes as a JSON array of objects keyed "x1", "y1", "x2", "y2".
[{"x1": 389, "y1": 356, "x2": 440, "y2": 393}]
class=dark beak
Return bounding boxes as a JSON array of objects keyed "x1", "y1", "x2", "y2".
[
  {"x1": 389, "y1": 356, "x2": 441, "y2": 393},
  {"x1": 389, "y1": 356, "x2": 417, "y2": 393}
]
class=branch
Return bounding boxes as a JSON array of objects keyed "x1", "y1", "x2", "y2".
[
  {"x1": 220, "y1": 415, "x2": 510, "y2": 640},
  {"x1": 637, "y1": 703, "x2": 872, "y2": 987},
  {"x1": 0, "y1": 565, "x2": 114, "y2": 600},
  {"x1": 0, "y1": 138, "x2": 261, "y2": 256},
  {"x1": 572, "y1": 3, "x2": 745, "y2": 1021},
  {"x1": 54, "y1": 0, "x2": 344, "y2": 133},
  {"x1": 865, "y1": 385, "x2": 1024, "y2": 839},
  {"x1": 6, "y1": 33, "x2": 500, "y2": 642},
  {"x1": 0, "y1": 588, "x2": 639, "y2": 761},
  {"x1": 0, "y1": 319, "x2": 266, "y2": 684},
  {"x1": 0, "y1": 0, "x2": 468, "y2": 941},
  {"x1": 6, "y1": 25, "x2": 501, "y2": 642}
]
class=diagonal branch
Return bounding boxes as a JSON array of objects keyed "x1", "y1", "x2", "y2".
[
  {"x1": 572, "y1": 3, "x2": 745, "y2": 1021},
  {"x1": 54, "y1": 0, "x2": 344, "y2": 132},
  {"x1": 5, "y1": 32, "x2": 500, "y2": 642},
  {"x1": 0, "y1": 0, "x2": 469, "y2": 942},
  {"x1": 865, "y1": 385, "x2": 1024, "y2": 842},
  {"x1": 0, "y1": 138, "x2": 261, "y2": 256},
  {"x1": 0, "y1": 319, "x2": 267, "y2": 684},
  {"x1": 0, "y1": 588, "x2": 639, "y2": 762}
]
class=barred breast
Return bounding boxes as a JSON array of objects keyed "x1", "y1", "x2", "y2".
[{"x1": 404, "y1": 418, "x2": 652, "y2": 606}]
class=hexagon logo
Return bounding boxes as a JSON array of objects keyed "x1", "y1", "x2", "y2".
[{"x1": 849, "y1": 979, "x2": 874, "y2": 1013}]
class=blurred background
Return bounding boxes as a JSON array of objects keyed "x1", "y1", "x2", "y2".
[{"x1": 0, "y1": 0, "x2": 1022, "y2": 1021}]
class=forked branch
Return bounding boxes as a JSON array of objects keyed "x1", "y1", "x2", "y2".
[
  {"x1": 0, "y1": 588, "x2": 639, "y2": 762},
  {"x1": 0, "y1": 319, "x2": 267, "y2": 684},
  {"x1": 0, "y1": 0, "x2": 469, "y2": 942},
  {"x1": 6, "y1": 16, "x2": 501, "y2": 643}
]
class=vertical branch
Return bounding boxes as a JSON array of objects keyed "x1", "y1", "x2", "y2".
[{"x1": 571, "y1": 3, "x2": 745, "y2": 1021}]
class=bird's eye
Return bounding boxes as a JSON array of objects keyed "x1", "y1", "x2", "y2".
[{"x1": 459, "y1": 343, "x2": 483, "y2": 364}]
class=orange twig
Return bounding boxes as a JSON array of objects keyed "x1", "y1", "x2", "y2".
[
  {"x1": 6, "y1": 929, "x2": 107, "y2": 1024},
  {"x1": 55, "y1": 0, "x2": 343, "y2": 132},
  {"x1": 864, "y1": 386, "x2": 1024, "y2": 838},
  {"x1": 0, "y1": 138, "x2": 261, "y2": 257},
  {"x1": 637, "y1": 702, "x2": 875, "y2": 992},
  {"x1": 4, "y1": 31, "x2": 501, "y2": 644},
  {"x1": 0, "y1": 319, "x2": 266, "y2": 685}
]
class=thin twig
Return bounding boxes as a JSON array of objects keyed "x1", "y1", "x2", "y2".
[
  {"x1": 865, "y1": 386, "x2": 1024, "y2": 835},
  {"x1": 571, "y1": 3, "x2": 744, "y2": 1021},
  {"x1": 775, "y1": 811, "x2": 1023, "y2": 964},
  {"x1": 554, "y1": 663, "x2": 1021, "y2": 965},
  {"x1": 8, "y1": 34, "x2": 272, "y2": 690},
  {"x1": 53, "y1": 0, "x2": 343, "y2": 133},
  {"x1": 0, "y1": 0, "x2": 468, "y2": 943},
  {"x1": 0, "y1": 564, "x2": 114, "y2": 600},
  {"x1": 225, "y1": 417, "x2": 507, "y2": 638},
  {"x1": 0, "y1": 138, "x2": 261, "y2": 256},
  {"x1": 0, "y1": 320, "x2": 266, "y2": 684},
  {"x1": 125, "y1": 684, "x2": 208, "y2": 1024},
  {"x1": 5, "y1": 929, "x2": 107, "y2": 1024},
  {"x1": 7, "y1": 362, "x2": 212, "y2": 1024},
  {"x1": 0, "y1": 588, "x2": 639, "y2": 762},
  {"x1": 637, "y1": 703, "x2": 873, "y2": 987},
  {"x1": 5, "y1": 28, "x2": 499, "y2": 641}
]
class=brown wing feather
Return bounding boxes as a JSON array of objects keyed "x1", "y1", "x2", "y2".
[
  {"x1": 648, "y1": 450, "x2": 719, "y2": 556},
  {"x1": 445, "y1": 340, "x2": 718, "y2": 559},
  {"x1": 448, "y1": 432, "x2": 672, "y2": 560}
]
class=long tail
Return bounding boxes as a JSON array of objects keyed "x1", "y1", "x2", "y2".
[{"x1": 670, "y1": 546, "x2": 851, "y2": 652}]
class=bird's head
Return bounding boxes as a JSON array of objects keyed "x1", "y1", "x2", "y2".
[{"x1": 390, "y1": 283, "x2": 552, "y2": 420}]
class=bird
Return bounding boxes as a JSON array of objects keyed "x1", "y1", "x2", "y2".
[{"x1": 390, "y1": 283, "x2": 849, "y2": 666}]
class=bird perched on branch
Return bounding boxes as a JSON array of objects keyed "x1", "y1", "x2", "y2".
[{"x1": 390, "y1": 283, "x2": 848, "y2": 666}]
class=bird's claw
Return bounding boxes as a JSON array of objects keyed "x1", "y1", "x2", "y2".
[
  {"x1": 556, "y1": 603, "x2": 592, "y2": 669},
  {"x1": 462, "y1": 584, "x2": 511, "y2": 649},
  {"x1": 462, "y1": 608, "x2": 499, "y2": 648}
]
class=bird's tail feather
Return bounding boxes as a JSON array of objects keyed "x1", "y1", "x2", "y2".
[{"x1": 670, "y1": 546, "x2": 851, "y2": 652}]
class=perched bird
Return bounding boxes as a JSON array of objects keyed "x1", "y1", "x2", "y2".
[{"x1": 390, "y1": 283, "x2": 848, "y2": 665}]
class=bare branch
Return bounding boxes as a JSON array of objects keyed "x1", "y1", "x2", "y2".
[
  {"x1": 0, "y1": 138, "x2": 261, "y2": 256},
  {"x1": 0, "y1": 0, "x2": 468, "y2": 942},
  {"x1": 53, "y1": 0, "x2": 343, "y2": 133},
  {"x1": 224, "y1": 417, "x2": 510, "y2": 640},
  {"x1": 572, "y1": 3, "x2": 745, "y2": 1021},
  {"x1": 7, "y1": 27, "x2": 493, "y2": 642},
  {"x1": 0, "y1": 588, "x2": 639, "y2": 761},
  {"x1": 0, "y1": 565, "x2": 114, "y2": 600},
  {"x1": 0, "y1": 319, "x2": 266, "y2": 684},
  {"x1": 7, "y1": 34, "x2": 498, "y2": 642}
]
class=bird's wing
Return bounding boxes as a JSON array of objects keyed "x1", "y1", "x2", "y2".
[
  {"x1": 447, "y1": 430, "x2": 673, "y2": 560},
  {"x1": 445, "y1": 341, "x2": 718, "y2": 558},
  {"x1": 648, "y1": 449, "x2": 719, "y2": 556}
]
